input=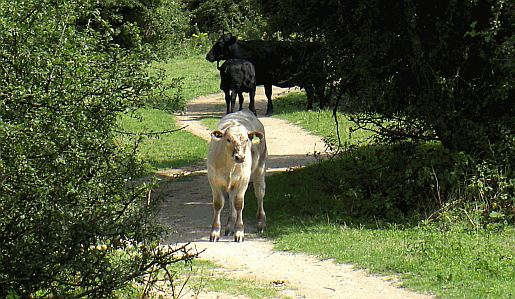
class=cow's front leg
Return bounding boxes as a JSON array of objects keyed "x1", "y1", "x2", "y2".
[
  {"x1": 224, "y1": 90, "x2": 232, "y2": 114},
  {"x1": 233, "y1": 193, "x2": 245, "y2": 242},
  {"x1": 210, "y1": 189, "x2": 225, "y2": 242}
]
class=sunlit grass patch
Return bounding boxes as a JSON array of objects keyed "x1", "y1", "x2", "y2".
[
  {"x1": 267, "y1": 220, "x2": 515, "y2": 299},
  {"x1": 151, "y1": 55, "x2": 220, "y2": 101},
  {"x1": 117, "y1": 54, "x2": 220, "y2": 173},
  {"x1": 163, "y1": 259, "x2": 287, "y2": 299},
  {"x1": 119, "y1": 109, "x2": 208, "y2": 172}
]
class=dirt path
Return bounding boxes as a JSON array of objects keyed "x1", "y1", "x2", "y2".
[{"x1": 153, "y1": 88, "x2": 435, "y2": 299}]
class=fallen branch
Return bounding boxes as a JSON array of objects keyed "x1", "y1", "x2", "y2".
[{"x1": 114, "y1": 126, "x2": 188, "y2": 136}]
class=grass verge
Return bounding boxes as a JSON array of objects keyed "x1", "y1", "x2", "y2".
[
  {"x1": 152, "y1": 54, "x2": 221, "y2": 102},
  {"x1": 163, "y1": 259, "x2": 287, "y2": 299},
  {"x1": 264, "y1": 219, "x2": 515, "y2": 298},
  {"x1": 119, "y1": 109, "x2": 208, "y2": 172},
  {"x1": 241, "y1": 152, "x2": 515, "y2": 298}
]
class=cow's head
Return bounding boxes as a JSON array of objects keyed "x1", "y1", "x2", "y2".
[
  {"x1": 206, "y1": 33, "x2": 239, "y2": 62},
  {"x1": 212, "y1": 125, "x2": 263, "y2": 164}
]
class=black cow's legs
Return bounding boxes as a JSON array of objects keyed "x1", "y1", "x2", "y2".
[{"x1": 264, "y1": 85, "x2": 273, "y2": 115}]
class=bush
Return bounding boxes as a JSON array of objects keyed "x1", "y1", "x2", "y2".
[
  {"x1": 184, "y1": 0, "x2": 267, "y2": 39},
  {"x1": 260, "y1": 140, "x2": 514, "y2": 225},
  {"x1": 0, "y1": 1, "x2": 195, "y2": 297},
  {"x1": 77, "y1": 0, "x2": 191, "y2": 57}
]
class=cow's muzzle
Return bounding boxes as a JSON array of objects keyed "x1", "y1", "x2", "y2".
[
  {"x1": 233, "y1": 147, "x2": 245, "y2": 163},
  {"x1": 233, "y1": 154, "x2": 245, "y2": 164},
  {"x1": 206, "y1": 52, "x2": 216, "y2": 62}
]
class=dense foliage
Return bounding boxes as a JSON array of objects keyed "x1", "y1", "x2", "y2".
[
  {"x1": 0, "y1": 1, "x2": 195, "y2": 297},
  {"x1": 83, "y1": 0, "x2": 191, "y2": 55},
  {"x1": 260, "y1": 0, "x2": 515, "y2": 222},
  {"x1": 264, "y1": 0, "x2": 515, "y2": 153},
  {"x1": 183, "y1": 0, "x2": 267, "y2": 39}
]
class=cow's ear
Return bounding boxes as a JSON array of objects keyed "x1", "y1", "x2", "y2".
[
  {"x1": 248, "y1": 131, "x2": 264, "y2": 144},
  {"x1": 228, "y1": 35, "x2": 238, "y2": 45},
  {"x1": 222, "y1": 32, "x2": 233, "y2": 42},
  {"x1": 212, "y1": 130, "x2": 224, "y2": 139}
]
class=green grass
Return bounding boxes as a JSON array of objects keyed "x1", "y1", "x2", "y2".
[
  {"x1": 118, "y1": 54, "x2": 220, "y2": 172},
  {"x1": 272, "y1": 92, "x2": 374, "y2": 146},
  {"x1": 240, "y1": 146, "x2": 515, "y2": 298},
  {"x1": 164, "y1": 260, "x2": 287, "y2": 299},
  {"x1": 241, "y1": 157, "x2": 515, "y2": 298},
  {"x1": 119, "y1": 109, "x2": 208, "y2": 172},
  {"x1": 265, "y1": 221, "x2": 515, "y2": 298},
  {"x1": 152, "y1": 54, "x2": 221, "y2": 101}
]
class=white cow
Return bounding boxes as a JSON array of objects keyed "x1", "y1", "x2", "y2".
[{"x1": 207, "y1": 110, "x2": 267, "y2": 242}]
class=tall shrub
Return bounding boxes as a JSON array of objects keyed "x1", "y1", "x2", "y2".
[
  {"x1": 185, "y1": 0, "x2": 267, "y2": 39},
  {"x1": 0, "y1": 1, "x2": 194, "y2": 297}
]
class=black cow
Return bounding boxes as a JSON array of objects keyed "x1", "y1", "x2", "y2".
[
  {"x1": 206, "y1": 33, "x2": 327, "y2": 115},
  {"x1": 218, "y1": 59, "x2": 257, "y2": 115}
]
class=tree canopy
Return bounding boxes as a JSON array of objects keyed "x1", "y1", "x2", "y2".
[{"x1": 264, "y1": 0, "x2": 515, "y2": 155}]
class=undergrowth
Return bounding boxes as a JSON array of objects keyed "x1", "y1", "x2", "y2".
[{"x1": 260, "y1": 92, "x2": 515, "y2": 226}]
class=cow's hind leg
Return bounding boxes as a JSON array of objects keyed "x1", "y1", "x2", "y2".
[
  {"x1": 210, "y1": 188, "x2": 225, "y2": 242},
  {"x1": 248, "y1": 87, "x2": 257, "y2": 116},
  {"x1": 237, "y1": 92, "x2": 245, "y2": 111},
  {"x1": 225, "y1": 195, "x2": 236, "y2": 236},
  {"x1": 230, "y1": 90, "x2": 237, "y2": 113},
  {"x1": 253, "y1": 167, "x2": 267, "y2": 233},
  {"x1": 264, "y1": 84, "x2": 273, "y2": 116}
]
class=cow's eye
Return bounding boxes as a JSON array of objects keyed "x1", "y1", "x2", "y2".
[{"x1": 226, "y1": 139, "x2": 231, "y2": 143}]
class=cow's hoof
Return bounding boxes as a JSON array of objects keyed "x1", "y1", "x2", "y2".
[
  {"x1": 234, "y1": 232, "x2": 244, "y2": 242},
  {"x1": 257, "y1": 222, "x2": 266, "y2": 233},
  {"x1": 257, "y1": 216, "x2": 266, "y2": 233},
  {"x1": 210, "y1": 232, "x2": 220, "y2": 242}
]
